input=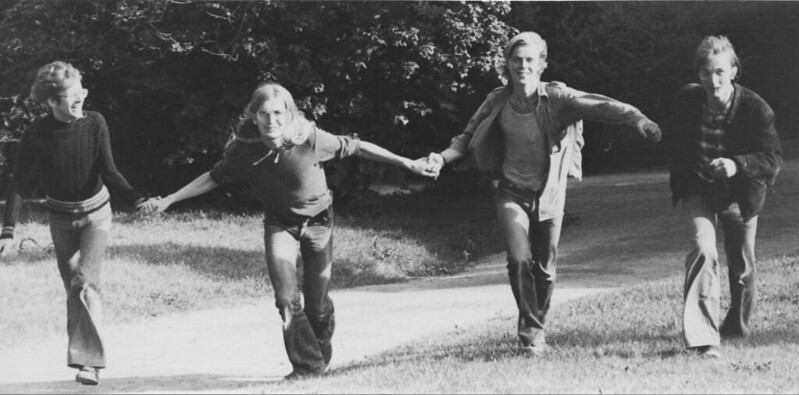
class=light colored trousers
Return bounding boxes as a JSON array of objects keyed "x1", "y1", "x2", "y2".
[
  {"x1": 682, "y1": 192, "x2": 757, "y2": 348},
  {"x1": 49, "y1": 204, "x2": 112, "y2": 369}
]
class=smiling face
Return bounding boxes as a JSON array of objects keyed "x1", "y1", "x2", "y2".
[
  {"x1": 47, "y1": 78, "x2": 86, "y2": 122},
  {"x1": 507, "y1": 43, "x2": 546, "y2": 89},
  {"x1": 254, "y1": 98, "x2": 290, "y2": 142},
  {"x1": 698, "y1": 52, "x2": 738, "y2": 104}
]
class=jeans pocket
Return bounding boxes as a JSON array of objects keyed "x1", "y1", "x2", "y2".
[{"x1": 86, "y1": 204, "x2": 113, "y2": 232}]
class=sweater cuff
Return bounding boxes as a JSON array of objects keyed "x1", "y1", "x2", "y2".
[
  {"x1": 134, "y1": 197, "x2": 148, "y2": 208},
  {"x1": 1, "y1": 226, "x2": 14, "y2": 239}
]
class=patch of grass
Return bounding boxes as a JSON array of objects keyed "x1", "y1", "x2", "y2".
[
  {"x1": 0, "y1": 188, "x2": 501, "y2": 350},
  {"x1": 261, "y1": 255, "x2": 799, "y2": 393},
  {"x1": 332, "y1": 186, "x2": 502, "y2": 286}
]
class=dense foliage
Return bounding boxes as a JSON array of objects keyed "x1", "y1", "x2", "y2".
[{"x1": 1, "y1": 1, "x2": 797, "y2": 207}]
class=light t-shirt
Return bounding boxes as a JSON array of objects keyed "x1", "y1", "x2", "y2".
[{"x1": 499, "y1": 102, "x2": 548, "y2": 191}]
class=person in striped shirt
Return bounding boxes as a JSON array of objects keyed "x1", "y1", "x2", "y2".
[{"x1": 669, "y1": 36, "x2": 782, "y2": 359}]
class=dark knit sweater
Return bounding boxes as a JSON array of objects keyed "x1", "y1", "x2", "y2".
[{"x1": 1, "y1": 111, "x2": 143, "y2": 238}]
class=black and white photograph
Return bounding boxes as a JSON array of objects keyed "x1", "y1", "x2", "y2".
[{"x1": 0, "y1": 1, "x2": 797, "y2": 393}]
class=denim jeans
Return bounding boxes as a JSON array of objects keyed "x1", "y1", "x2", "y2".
[
  {"x1": 48, "y1": 203, "x2": 112, "y2": 369},
  {"x1": 495, "y1": 184, "x2": 562, "y2": 347},
  {"x1": 264, "y1": 207, "x2": 335, "y2": 374},
  {"x1": 682, "y1": 191, "x2": 757, "y2": 348}
]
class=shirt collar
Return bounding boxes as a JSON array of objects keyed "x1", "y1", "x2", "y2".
[{"x1": 537, "y1": 82, "x2": 550, "y2": 98}]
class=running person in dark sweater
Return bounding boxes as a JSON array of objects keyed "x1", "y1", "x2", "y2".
[
  {"x1": 140, "y1": 82, "x2": 436, "y2": 379},
  {"x1": 0, "y1": 61, "x2": 146, "y2": 386}
]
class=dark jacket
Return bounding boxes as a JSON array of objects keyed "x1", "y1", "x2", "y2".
[{"x1": 669, "y1": 83, "x2": 782, "y2": 220}]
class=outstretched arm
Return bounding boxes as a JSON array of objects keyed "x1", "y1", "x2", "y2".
[
  {"x1": 563, "y1": 88, "x2": 661, "y2": 143},
  {"x1": 140, "y1": 171, "x2": 220, "y2": 215},
  {"x1": 356, "y1": 141, "x2": 437, "y2": 177}
]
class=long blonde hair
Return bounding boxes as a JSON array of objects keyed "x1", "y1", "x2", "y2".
[{"x1": 234, "y1": 82, "x2": 313, "y2": 146}]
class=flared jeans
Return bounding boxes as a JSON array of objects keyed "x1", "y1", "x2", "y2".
[
  {"x1": 264, "y1": 207, "x2": 335, "y2": 374},
  {"x1": 48, "y1": 203, "x2": 112, "y2": 369},
  {"x1": 496, "y1": 184, "x2": 563, "y2": 347},
  {"x1": 682, "y1": 191, "x2": 757, "y2": 348}
]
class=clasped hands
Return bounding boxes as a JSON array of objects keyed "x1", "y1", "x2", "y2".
[
  {"x1": 136, "y1": 196, "x2": 170, "y2": 216},
  {"x1": 407, "y1": 153, "x2": 446, "y2": 179}
]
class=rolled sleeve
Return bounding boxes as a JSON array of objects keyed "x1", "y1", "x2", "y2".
[{"x1": 313, "y1": 127, "x2": 361, "y2": 161}]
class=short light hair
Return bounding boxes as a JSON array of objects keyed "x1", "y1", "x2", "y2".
[
  {"x1": 30, "y1": 61, "x2": 82, "y2": 104},
  {"x1": 501, "y1": 31, "x2": 548, "y2": 79},
  {"x1": 694, "y1": 35, "x2": 741, "y2": 80},
  {"x1": 237, "y1": 82, "x2": 312, "y2": 146}
]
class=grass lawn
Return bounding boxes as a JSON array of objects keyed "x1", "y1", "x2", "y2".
[
  {"x1": 261, "y1": 255, "x2": 799, "y2": 393},
  {"x1": 0, "y1": 184, "x2": 503, "y2": 350},
  {"x1": 1, "y1": 161, "x2": 797, "y2": 392}
]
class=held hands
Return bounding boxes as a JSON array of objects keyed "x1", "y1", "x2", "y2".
[
  {"x1": 709, "y1": 157, "x2": 738, "y2": 179},
  {"x1": 635, "y1": 118, "x2": 662, "y2": 144},
  {"x1": 407, "y1": 156, "x2": 441, "y2": 178},
  {"x1": 426, "y1": 153, "x2": 445, "y2": 177},
  {"x1": 137, "y1": 196, "x2": 172, "y2": 216}
]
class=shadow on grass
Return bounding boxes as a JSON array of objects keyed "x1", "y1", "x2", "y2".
[
  {"x1": 0, "y1": 182, "x2": 505, "y2": 288},
  {"x1": 328, "y1": 320, "x2": 799, "y2": 381},
  {"x1": 0, "y1": 374, "x2": 283, "y2": 395},
  {"x1": 327, "y1": 257, "x2": 799, "y2": 378},
  {"x1": 102, "y1": 241, "x2": 430, "y2": 289},
  {"x1": 109, "y1": 242, "x2": 267, "y2": 280}
]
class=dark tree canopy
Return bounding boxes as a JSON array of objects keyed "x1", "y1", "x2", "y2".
[{"x1": 1, "y1": 1, "x2": 797, "y2": 206}]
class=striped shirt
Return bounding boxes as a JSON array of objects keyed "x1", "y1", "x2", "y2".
[{"x1": 692, "y1": 106, "x2": 730, "y2": 183}]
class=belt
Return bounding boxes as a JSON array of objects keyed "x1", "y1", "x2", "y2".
[{"x1": 497, "y1": 178, "x2": 539, "y2": 196}]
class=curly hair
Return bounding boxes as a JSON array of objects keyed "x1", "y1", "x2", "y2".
[{"x1": 30, "y1": 61, "x2": 82, "y2": 104}]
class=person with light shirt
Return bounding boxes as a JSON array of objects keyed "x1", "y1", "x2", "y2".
[
  {"x1": 425, "y1": 32, "x2": 662, "y2": 356},
  {"x1": 669, "y1": 36, "x2": 782, "y2": 359},
  {"x1": 0, "y1": 61, "x2": 148, "y2": 385}
]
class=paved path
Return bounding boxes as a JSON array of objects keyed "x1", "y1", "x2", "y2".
[
  {"x1": 1, "y1": 158, "x2": 797, "y2": 394},
  {"x1": 0, "y1": 268, "x2": 608, "y2": 393}
]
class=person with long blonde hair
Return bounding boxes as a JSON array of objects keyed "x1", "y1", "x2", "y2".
[{"x1": 141, "y1": 82, "x2": 434, "y2": 379}]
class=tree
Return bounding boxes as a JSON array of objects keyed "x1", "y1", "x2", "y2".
[{"x1": 0, "y1": 1, "x2": 514, "y2": 205}]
